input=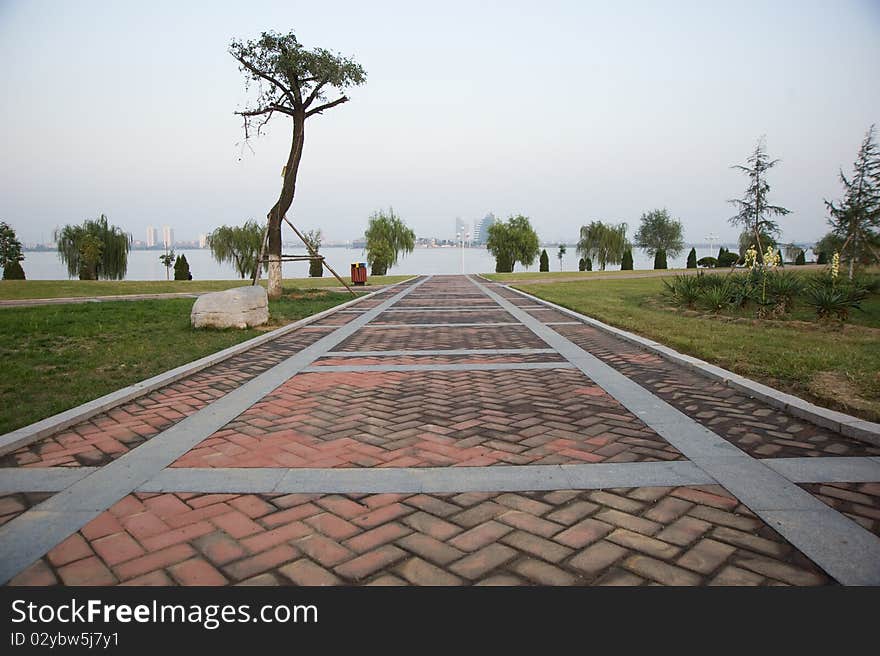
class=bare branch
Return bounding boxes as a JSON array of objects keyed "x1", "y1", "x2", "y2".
[
  {"x1": 306, "y1": 95, "x2": 349, "y2": 117},
  {"x1": 235, "y1": 104, "x2": 295, "y2": 117},
  {"x1": 230, "y1": 51, "x2": 296, "y2": 106},
  {"x1": 304, "y1": 79, "x2": 328, "y2": 108}
]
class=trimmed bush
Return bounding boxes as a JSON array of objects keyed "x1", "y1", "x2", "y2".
[
  {"x1": 697, "y1": 256, "x2": 717, "y2": 268},
  {"x1": 621, "y1": 249, "x2": 633, "y2": 270},
  {"x1": 653, "y1": 249, "x2": 667, "y2": 270},
  {"x1": 717, "y1": 251, "x2": 739, "y2": 267},
  {"x1": 539, "y1": 249, "x2": 549, "y2": 272},
  {"x1": 2, "y1": 260, "x2": 25, "y2": 280},
  {"x1": 585, "y1": 257, "x2": 592, "y2": 271},
  {"x1": 173, "y1": 254, "x2": 191, "y2": 281},
  {"x1": 686, "y1": 247, "x2": 697, "y2": 269},
  {"x1": 578, "y1": 257, "x2": 586, "y2": 271},
  {"x1": 795, "y1": 250, "x2": 806, "y2": 265}
]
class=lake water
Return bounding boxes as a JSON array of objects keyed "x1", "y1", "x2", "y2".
[{"x1": 17, "y1": 244, "x2": 749, "y2": 280}]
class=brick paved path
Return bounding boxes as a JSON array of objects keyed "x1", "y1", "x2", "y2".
[{"x1": 1, "y1": 275, "x2": 879, "y2": 586}]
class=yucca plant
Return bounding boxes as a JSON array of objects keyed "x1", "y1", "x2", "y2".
[
  {"x1": 765, "y1": 271, "x2": 804, "y2": 313},
  {"x1": 663, "y1": 274, "x2": 702, "y2": 309},
  {"x1": 699, "y1": 281, "x2": 735, "y2": 312},
  {"x1": 803, "y1": 283, "x2": 866, "y2": 321}
]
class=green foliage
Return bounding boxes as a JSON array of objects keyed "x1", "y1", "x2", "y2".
[
  {"x1": 804, "y1": 282, "x2": 867, "y2": 321},
  {"x1": 824, "y1": 124, "x2": 880, "y2": 278},
  {"x1": 2, "y1": 260, "x2": 25, "y2": 280},
  {"x1": 795, "y1": 250, "x2": 806, "y2": 265},
  {"x1": 738, "y1": 229, "x2": 777, "y2": 263},
  {"x1": 576, "y1": 221, "x2": 629, "y2": 271},
  {"x1": 697, "y1": 256, "x2": 717, "y2": 268},
  {"x1": 663, "y1": 274, "x2": 701, "y2": 308},
  {"x1": 54, "y1": 214, "x2": 131, "y2": 281},
  {"x1": 207, "y1": 221, "x2": 266, "y2": 279},
  {"x1": 717, "y1": 250, "x2": 740, "y2": 267},
  {"x1": 578, "y1": 257, "x2": 586, "y2": 271},
  {"x1": 686, "y1": 247, "x2": 697, "y2": 269},
  {"x1": 728, "y1": 137, "x2": 789, "y2": 248},
  {"x1": 159, "y1": 249, "x2": 175, "y2": 281},
  {"x1": 365, "y1": 208, "x2": 415, "y2": 276},
  {"x1": 486, "y1": 215, "x2": 540, "y2": 274},
  {"x1": 539, "y1": 249, "x2": 549, "y2": 272},
  {"x1": 653, "y1": 249, "x2": 667, "y2": 269},
  {"x1": 557, "y1": 244, "x2": 566, "y2": 270},
  {"x1": 699, "y1": 279, "x2": 736, "y2": 312},
  {"x1": 0, "y1": 222, "x2": 24, "y2": 274},
  {"x1": 765, "y1": 271, "x2": 803, "y2": 312},
  {"x1": 634, "y1": 209, "x2": 684, "y2": 258},
  {"x1": 303, "y1": 229, "x2": 323, "y2": 277},
  {"x1": 817, "y1": 251, "x2": 828, "y2": 265},
  {"x1": 585, "y1": 258, "x2": 592, "y2": 271},
  {"x1": 621, "y1": 248, "x2": 633, "y2": 270},
  {"x1": 173, "y1": 254, "x2": 191, "y2": 281}
]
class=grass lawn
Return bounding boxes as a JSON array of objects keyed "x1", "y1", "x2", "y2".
[
  {"x1": 0, "y1": 275, "x2": 411, "y2": 300},
  {"x1": 0, "y1": 287, "x2": 359, "y2": 434},
  {"x1": 516, "y1": 277, "x2": 880, "y2": 422}
]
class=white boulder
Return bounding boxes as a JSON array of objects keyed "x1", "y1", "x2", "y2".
[{"x1": 191, "y1": 286, "x2": 269, "y2": 329}]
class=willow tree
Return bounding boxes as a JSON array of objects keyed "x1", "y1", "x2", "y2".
[
  {"x1": 728, "y1": 138, "x2": 789, "y2": 261},
  {"x1": 54, "y1": 214, "x2": 131, "y2": 280},
  {"x1": 486, "y1": 215, "x2": 540, "y2": 273},
  {"x1": 576, "y1": 221, "x2": 629, "y2": 271},
  {"x1": 207, "y1": 221, "x2": 266, "y2": 279},
  {"x1": 230, "y1": 31, "x2": 366, "y2": 299},
  {"x1": 364, "y1": 208, "x2": 415, "y2": 276}
]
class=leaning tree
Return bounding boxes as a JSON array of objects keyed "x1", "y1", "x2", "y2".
[{"x1": 230, "y1": 31, "x2": 366, "y2": 299}]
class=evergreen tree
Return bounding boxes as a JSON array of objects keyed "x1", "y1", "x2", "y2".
[
  {"x1": 728, "y1": 138, "x2": 790, "y2": 257},
  {"x1": 621, "y1": 248, "x2": 633, "y2": 270},
  {"x1": 578, "y1": 257, "x2": 586, "y2": 271},
  {"x1": 539, "y1": 249, "x2": 549, "y2": 272},
  {"x1": 653, "y1": 249, "x2": 667, "y2": 269},
  {"x1": 0, "y1": 222, "x2": 25, "y2": 279},
  {"x1": 795, "y1": 250, "x2": 805, "y2": 265},
  {"x1": 173, "y1": 254, "x2": 191, "y2": 280},
  {"x1": 586, "y1": 258, "x2": 592, "y2": 271},
  {"x1": 824, "y1": 125, "x2": 880, "y2": 278},
  {"x1": 686, "y1": 247, "x2": 697, "y2": 268},
  {"x1": 817, "y1": 251, "x2": 828, "y2": 265}
]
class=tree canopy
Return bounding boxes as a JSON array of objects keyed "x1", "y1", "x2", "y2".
[
  {"x1": 486, "y1": 215, "x2": 540, "y2": 273},
  {"x1": 54, "y1": 214, "x2": 131, "y2": 280},
  {"x1": 230, "y1": 30, "x2": 366, "y2": 299},
  {"x1": 824, "y1": 124, "x2": 880, "y2": 278},
  {"x1": 634, "y1": 209, "x2": 684, "y2": 258},
  {"x1": 364, "y1": 208, "x2": 415, "y2": 276},
  {"x1": 0, "y1": 222, "x2": 24, "y2": 278},
  {"x1": 576, "y1": 221, "x2": 629, "y2": 271},
  {"x1": 728, "y1": 138, "x2": 789, "y2": 254},
  {"x1": 207, "y1": 221, "x2": 266, "y2": 279}
]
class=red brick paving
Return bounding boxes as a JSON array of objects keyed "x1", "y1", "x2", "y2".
[
  {"x1": 334, "y1": 325, "x2": 551, "y2": 351},
  {"x1": 312, "y1": 353, "x2": 567, "y2": 366},
  {"x1": 800, "y1": 483, "x2": 880, "y2": 536},
  {"x1": 8, "y1": 486, "x2": 828, "y2": 586},
  {"x1": 0, "y1": 327, "x2": 336, "y2": 469},
  {"x1": 171, "y1": 369, "x2": 681, "y2": 468}
]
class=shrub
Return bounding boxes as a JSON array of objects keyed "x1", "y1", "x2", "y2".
[
  {"x1": 816, "y1": 251, "x2": 828, "y2": 265},
  {"x1": 699, "y1": 279, "x2": 735, "y2": 312},
  {"x1": 697, "y1": 256, "x2": 717, "y2": 268},
  {"x1": 539, "y1": 249, "x2": 549, "y2": 272},
  {"x1": 173, "y1": 254, "x2": 191, "y2": 281},
  {"x1": 621, "y1": 249, "x2": 633, "y2": 270},
  {"x1": 663, "y1": 274, "x2": 701, "y2": 308},
  {"x1": 765, "y1": 270, "x2": 803, "y2": 313},
  {"x1": 717, "y1": 251, "x2": 739, "y2": 267},
  {"x1": 578, "y1": 257, "x2": 586, "y2": 271},
  {"x1": 2, "y1": 260, "x2": 25, "y2": 280},
  {"x1": 585, "y1": 258, "x2": 592, "y2": 271},
  {"x1": 653, "y1": 249, "x2": 667, "y2": 270},
  {"x1": 803, "y1": 283, "x2": 866, "y2": 321},
  {"x1": 686, "y1": 247, "x2": 697, "y2": 269},
  {"x1": 795, "y1": 250, "x2": 805, "y2": 265}
]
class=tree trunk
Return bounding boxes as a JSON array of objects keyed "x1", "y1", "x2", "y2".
[{"x1": 266, "y1": 112, "x2": 306, "y2": 300}]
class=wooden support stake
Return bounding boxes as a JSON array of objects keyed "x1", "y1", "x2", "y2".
[{"x1": 282, "y1": 215, "x2": 357, "y2": 296}]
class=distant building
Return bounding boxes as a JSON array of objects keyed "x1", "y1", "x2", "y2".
[
  {"x1": 146, "y1": 226, "x2": 158, "y2": 247},
  {"x1": 162, "y1": 226, "x2": 174, "y2": 249},
  {"x1": 473, "y1": 213, "x2": 495, "y2": 245},
  {"x1": 198, "y1": 233, "x2": 208, "y2": 249}
]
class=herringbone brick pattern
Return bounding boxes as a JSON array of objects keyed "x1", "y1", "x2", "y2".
[
  {"x1": 0, "y1": 492, "x2": 52, "y2": 528},
  {"x1": 552, "y1": 324, "x2": 880, "y2": 458},
  {"x1": 800, "y1": 483, "x2": 880, "y2": 536},
  {"x1": 0, "y1": 327, "x2": 337, "y2": 469},
  {"x1": 334, "y1": 325, "x2": 549, "y2": 351},
  {"x1": 8, "y1": 486, "x2": 828, "y2": 586},
  {"x1": 312, "y1": 353, "x2": 567, "y2": 366},
  {"x1": 172, "y1": 369, "x2": 681, "y2": 468},
  {"x1": 371, "y1": 310, "x2": 513, "y2": 325}
]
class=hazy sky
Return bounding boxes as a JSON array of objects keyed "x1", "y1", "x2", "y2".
[{"x1": 2, "y1": 0, "x2": 879, "y2": 245}]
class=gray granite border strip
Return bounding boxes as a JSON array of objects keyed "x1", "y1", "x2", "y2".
[
  {"x1": 470, "y1": 275, "x2": 880, "y2": 585},
  {"x1": 301, "y1": 362, "x2": 575, "y2": 373},
  {"x1": 0, "y1": 468, "x2": 98, "y2": 493},
  {"x1": 0, "y1": 277, "x2": 416, "y2": 458},
  {"x1": 0, "y1": 277, "x2": 430, "y2": 584},
  {"x1": 139, "y1": 461, "x2": 714, "y2": 494},
  {"x1": 502, "y1": 282, "x2": 880, "y2": 447}
]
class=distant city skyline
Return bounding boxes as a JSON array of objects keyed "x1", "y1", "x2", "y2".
[{"x1": 2, "y1": 1, "x2": 878, "y2": 247}]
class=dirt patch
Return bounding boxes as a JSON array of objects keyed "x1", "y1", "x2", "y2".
[{"x1": 808, "y1": 371, "x2": 880, "y2": 422}]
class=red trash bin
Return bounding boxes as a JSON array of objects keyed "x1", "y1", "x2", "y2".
[{"x1": 351, "y1": 262, "x2": 367, "y2": 286}]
